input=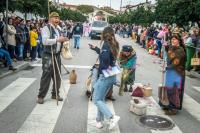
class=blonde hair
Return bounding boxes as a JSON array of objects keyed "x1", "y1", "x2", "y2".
[{"x1": 101, "y1": 27, "x2": 119, "y2": 58}]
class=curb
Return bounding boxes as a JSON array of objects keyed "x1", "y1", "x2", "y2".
[
  {"x1": 0, "y1": 62, "x2": 30, "y2": 79},
  {"x1": 189, "y1": 70, "x2": 200, "y2": 79}
]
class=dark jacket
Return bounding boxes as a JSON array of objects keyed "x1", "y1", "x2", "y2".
[
  {"x1": 92, "y1": 42, "x2": 115, "y2": 74},
  {"x1": 16, "y1": 25, "x2": 27, "y2": 44},
  {"x1": 72, "y1": 24, "x2": 83, "y2": 35}
]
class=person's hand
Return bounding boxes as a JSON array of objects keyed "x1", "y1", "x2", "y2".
[
  {"x1": 108, "y1": 66, "x2": 112, "y2": 70},
  {"x1": 57, "y1": 36, "x2": 68, "y2": 43},
  {"x1": 89, "y1": 44, "x2": 96, "y2": 49}
]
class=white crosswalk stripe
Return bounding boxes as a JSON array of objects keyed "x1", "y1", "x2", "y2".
[
  {"x1": 31, "y1": 64, "x2": 92, "y2": 69},
  {"x1": 17, "y1": 80, "x2": 70, "y2": 133},
  {"x1": 87, "y1": 100, "x2": 120, "y2": 133},
  {"x1": 183, "y1": 94, "x2": 200, "y2": 121},
  {"x1": 193, "y1": 86, "x2": 200, "y2": 93},
  {"x1": 0, "y1": 78, "x2": 36, "y2": 113}
]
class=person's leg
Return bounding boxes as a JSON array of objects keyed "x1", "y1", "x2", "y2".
[
  {"x1": 33, "y1": 46, "x2": 37, "y2": 60},
  {"x1": 0, "y1": 48, "x2": 13, "y2": 67},
  {"x1": 74, "y1": 36, "x2": 77, "y2": 48},
  {"x1": 76, "y1": 36, "x2": 81, "y2": 49},
  {"x1": 92, "y1": 75, "x2": 113, "y2": 120},
  {"x1": 23, "y1": 43, "x2": 28, "y2": 59},
  {"x1": 18, "y1": 44, "x2": 24, "y2": 60},
  {"x1": 37, "y1": 43, "x2": 42, "y2": 58},
  {"x1": 7, "y1": 45, "x2": 14, "y2": 59},
  {"x1": 38, "y1": 55, "x2": 52, "y2": 99},
  {"x1": 119, "y1": 69, "x2": 125, "y2": 96},
  {"x1": 91, "y1": 67, "x2": 98, "y2": 88}
]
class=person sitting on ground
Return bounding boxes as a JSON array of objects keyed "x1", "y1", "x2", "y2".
[
  {"x1": 118, "y1": 45, "x2": 137, "y2": 96},
  {"x1": 0, "y1": 38, "x2": 17, "y2": 71}
]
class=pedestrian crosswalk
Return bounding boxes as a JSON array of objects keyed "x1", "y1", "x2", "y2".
[
  {"x1": 0, "y1": 77, "x2": 200, "y2": 133},
  {"x1": 17, "y1": 80, "x2": 70, "y2": 133},
  {"x1": 87, "y1": 100, "x2": 120, "y2": 133},
  {"x1": 193, "y1": 86, "x2": 200, "y2": 93},
  {"x1": 0, "y1": 78, "x2": 36, "y2": 113}
]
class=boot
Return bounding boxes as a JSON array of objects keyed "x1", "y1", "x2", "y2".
[
  {"x1": 124, "y1": 84, "x2": 128, "y2": 92},
  {"x1": 37, "y1": 97, "x2": 44, "y2": 104},
  {"x1": 9, "y1": 66, "x2": 17, "y2": 71},
  {"x1": 129, "y1": 86, "x2": 133, "y2": 92},
  {"x1": 51, "y1": 95, "x2": 63, "y2": 101}
]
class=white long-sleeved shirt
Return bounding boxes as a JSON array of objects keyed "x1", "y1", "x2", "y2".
[{"x1": 41, "y1": 24, "x2": 61, "y2": 53}]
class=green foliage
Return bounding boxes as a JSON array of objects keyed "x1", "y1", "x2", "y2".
[
  {"x1": 59, "y1": 8, "x2": 87, "y2": 22},
  {"x1": 77, "y1": 5, "x2": 94, "y2": 14},
  {"x1": 0, "y1": 0, "x2": 86, "y2": 22},
  {"x1": 100, "y1": 7, "x2": 116, "y2": 15},
  {"x1": 155, "y1": 0, "x2": 200, "y2": 26},
  {"x1": 109, "y1": 6, "x2": 154, "y2": 26}
]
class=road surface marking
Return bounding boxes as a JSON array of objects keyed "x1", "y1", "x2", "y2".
[
  {"x1": 132, "y1": 96, "x2": 182, "y2": 133},
  {"x1": 193, "y1": 86, "x2": 200, "y2": 93},
  {"x1": 183, "y1": 94, "x2": 200, "y2": 121},
  {"x1": 87, "y1": 100, "x2": 120, "y2": 133},
  {"x1": 17, "y1": 80, "x2": 70, "y2": 133},
  {"x1": 0, "y1": 78, "x2": 36, "y2": 113},
  {"x1": 31, "y1": 64, "x2": 92, "y2": 69}
]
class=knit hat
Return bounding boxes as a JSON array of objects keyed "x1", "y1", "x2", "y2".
[
  {"x1": 49, "y1": 12, "x2": 59, "y2": 18},
  {"x1": 122, "y1": 45, "x2": 133, "y2": 52}
]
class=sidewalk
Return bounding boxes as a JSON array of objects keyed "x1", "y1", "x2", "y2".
[
  {"x1": 0, "y1": 59, "x2": 41, "y2": 79},
  {"x1": 0, "y1": 61, "x2": 29, "y2": 79}
]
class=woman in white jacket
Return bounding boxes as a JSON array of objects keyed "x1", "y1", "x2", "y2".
[{"x1": 4, "y1": 18, "x2": 16, "y2": 59}]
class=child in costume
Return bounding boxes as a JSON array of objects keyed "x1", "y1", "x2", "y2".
[{"x1": 118, "y1": 45, "x2": 137, "y2": 96}]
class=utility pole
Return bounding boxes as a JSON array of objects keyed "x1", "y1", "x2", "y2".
[
  {"x1": 120, "y1": 0, "x2": 122, "y2": 12},
  {"x1": 110, "y1": 0, "x2": 111, "y2": 8}
]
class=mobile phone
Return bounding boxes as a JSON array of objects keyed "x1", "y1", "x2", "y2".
[{"x1": 88, "y1": 44, "x2": 93, "y2": 47}]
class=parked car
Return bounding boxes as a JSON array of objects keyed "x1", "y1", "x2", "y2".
[{"x1": 90, "y1": 21, "x2": 108, "y2": 39}]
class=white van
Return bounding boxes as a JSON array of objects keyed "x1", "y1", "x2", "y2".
[{"x1": 90, "y1": 21, "x2": 108, "y2": 39}]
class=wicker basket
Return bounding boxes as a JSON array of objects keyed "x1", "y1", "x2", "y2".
[{"x1": 142, "y1": 86, "x2": 152, "y2": 97}]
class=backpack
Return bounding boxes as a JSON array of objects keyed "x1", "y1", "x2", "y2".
[{"x1": 75, "y1": 26, "x2": 81, "y2": 32}]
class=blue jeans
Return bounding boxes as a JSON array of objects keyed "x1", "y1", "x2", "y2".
[
  {"x1": 91, "y1": 68, "x2": 98, "y2": 88},
  {"x1": 156, "y1": 40, "x2": 162, "y2": 56},
  {"x1": 74, "y1": 35, "x2": 81, "y2": 48},
  {"x1": 37, "y1": 43, "x2": 43, "y2": 58},
  {"x1": 0, "y1": 48, "x2": 12, "y2": 66},
  {"x1": 18, "y1": 44, "x2": 24, "y2": 59},
  {"x1": 92, "y1": 74, "x2": 116, "y2": 122}
]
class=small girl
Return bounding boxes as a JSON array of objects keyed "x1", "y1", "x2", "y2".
[
  {"x1": 118, "y1": 45, "x2": 137, "y2": 96},
  {"x1": 30, "y1": 26, "x2": 38, "y2": 61}
]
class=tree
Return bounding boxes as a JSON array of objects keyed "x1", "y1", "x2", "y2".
[
  {"x1": 155, "y1": 0, "x2": 200, "y2": 27},
  {"x1": 15, "y1": 0, "x2": 43, "y2": 20},
  {"x1": 0, "y1": 0, "x2": 19, "y2": 16},
  {"x1": 77, "y1": 5, "x2": 94, "y2": 14},
  {"x1": 100, "y1": 7, "x2": 117, "y2": 15},
  {"x1": 59, "y1": 8, "x2": 86, "y2": 22},
  {"x1": 108, "y1": 6, "x2": 154, "y2": 26}
]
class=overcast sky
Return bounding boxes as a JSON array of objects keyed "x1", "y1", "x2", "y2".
[{"x1": 61, "y1": 0, "x2": 155, "y2": 10}]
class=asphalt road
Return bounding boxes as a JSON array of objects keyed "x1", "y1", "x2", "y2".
[{"x1": 0, "y1": 35, "x2": 200, "y2": 133}]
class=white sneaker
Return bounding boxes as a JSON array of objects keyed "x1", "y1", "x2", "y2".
[
  {"x1": 109, "y1": 115, "x2": 120, "y2": 130},
  {"x1": 96, "y1": 122, "x2": 103, "y2": 129}
]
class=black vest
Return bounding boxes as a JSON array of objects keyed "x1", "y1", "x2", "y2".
[{"x1": 43, "y1": 24, "x2": 62, "y2": 54}]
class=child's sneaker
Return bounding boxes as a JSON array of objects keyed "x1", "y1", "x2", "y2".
[
  {"x1": 129, "y1": 86, "x2": 133, "y2": 92},
  {"x1": 96, "y1": 122, "x2": 103, "y2": 129},
  {"x1": 109, "y1": 115, "x2": 120, "y2": 130}
]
